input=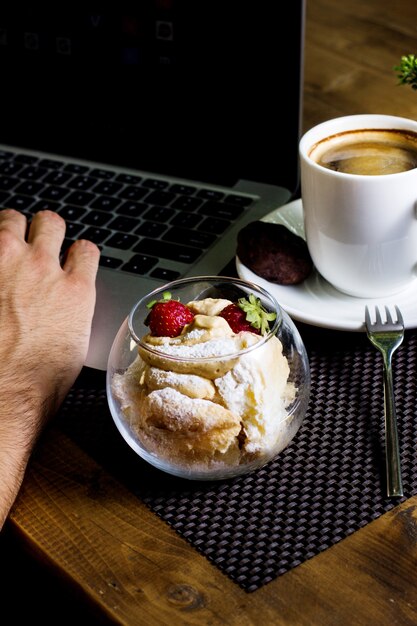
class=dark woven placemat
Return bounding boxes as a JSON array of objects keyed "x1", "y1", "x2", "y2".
[{"x1": 55, "y1": 324, "x2": 417, "y2": 593}]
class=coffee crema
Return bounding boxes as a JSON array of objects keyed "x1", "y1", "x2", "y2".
[{"x1": 309, "y1": 128, "x2": 417, "y2": 175}]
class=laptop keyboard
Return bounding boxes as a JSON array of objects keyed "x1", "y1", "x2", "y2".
[{"x1": 0, "y1": 148, "x2": 254, "y2": 282}]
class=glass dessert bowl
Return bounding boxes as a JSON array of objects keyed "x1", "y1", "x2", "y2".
[{"x1": 106, "y1": 276, "x2": 310, "y2": 480}]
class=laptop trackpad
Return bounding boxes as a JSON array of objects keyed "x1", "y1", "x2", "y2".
[{"x1": 85, "y1": 270, "x2": 158, "y2": 371}]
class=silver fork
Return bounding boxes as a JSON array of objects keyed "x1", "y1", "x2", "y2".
[{"x1": 365, "y1": 305, "x2": 404, "y2": 497}]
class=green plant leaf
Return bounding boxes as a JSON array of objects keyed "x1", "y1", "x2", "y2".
[{"x1": 393, "y1": 54, "x2": 417, "y2": 90}]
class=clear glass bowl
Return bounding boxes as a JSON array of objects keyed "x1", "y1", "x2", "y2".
[{"x1": 106, "y1": 276, "x2": 310, "y2": 480}]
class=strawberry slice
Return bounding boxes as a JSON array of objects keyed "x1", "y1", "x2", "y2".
[
  {"x1": 219, "y1": 294, "x2": 276, "y2": 335},
  {"x1": 145, "y1": 291, "x2": 194, "y2": 337}
]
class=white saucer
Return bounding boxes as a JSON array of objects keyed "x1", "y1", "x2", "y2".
[{"x1": 236, "y1": 198, "x2": 417, "y2": 331}]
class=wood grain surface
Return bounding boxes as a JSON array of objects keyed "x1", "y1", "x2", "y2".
[
  {"x1": 3, "y1": 1, "x2": 417, "y2": 624},
  {"x1": 303, "y1": 0, "x2": 417, "y2": 132}
]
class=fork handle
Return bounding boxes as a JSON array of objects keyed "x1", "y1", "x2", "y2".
[{"x1": 382, "y1": 358, "x2": 404, "y2": 497}]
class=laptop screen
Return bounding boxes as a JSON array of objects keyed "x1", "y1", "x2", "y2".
[{"x1": 0, "y1": 3, "x2": 304, "y2": 193}]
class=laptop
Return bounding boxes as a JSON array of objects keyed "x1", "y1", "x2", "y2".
[{"x1": 0, "y1": 3, "x2": 305, "y2": 371}]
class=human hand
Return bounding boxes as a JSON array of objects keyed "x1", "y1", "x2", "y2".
[
  {"x1": 0, "y1": 209, "x2": 99, "y2": 527},
  {"x1": 0, "y1": 208, "x2": 100, "y2": 409}
]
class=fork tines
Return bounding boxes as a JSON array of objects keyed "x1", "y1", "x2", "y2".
[{"x1": 365, "y1": 305, "x2": 404, "y2": 329}]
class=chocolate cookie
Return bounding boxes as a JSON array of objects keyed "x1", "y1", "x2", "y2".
[{"x1": 236, "y1": 221, "x2": 313, "y2": 285}]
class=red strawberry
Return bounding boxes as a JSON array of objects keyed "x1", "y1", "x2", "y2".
[
  {"x1": 219, "y1": 294, "x2": 276, "y2": 335},
  {"x1": 219, "y1": 303, "x2": 260, "y2": 334},
  {"x1": 145, "y1": 291, "x2": 194, "y2": 337}
]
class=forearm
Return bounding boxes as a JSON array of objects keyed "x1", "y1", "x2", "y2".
[
  {"x1": 0, "y1": 440, "x2": 31, "y2": 530},
  {"x1": 0, "y1": 385, "x2": 57, "y2": 530}
]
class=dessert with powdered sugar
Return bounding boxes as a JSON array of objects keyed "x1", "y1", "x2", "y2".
[{"x1": 111, "y1": 294, "x2": 296, "y2": 471}]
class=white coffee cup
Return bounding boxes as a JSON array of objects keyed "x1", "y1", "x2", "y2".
[{"x1": 299, "y1": 114, "x2": 417, "y2": 298}]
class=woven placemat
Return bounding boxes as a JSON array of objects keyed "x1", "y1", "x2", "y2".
[{"x1": 55, "y1": 325, "x2": 417, "y2": 592}]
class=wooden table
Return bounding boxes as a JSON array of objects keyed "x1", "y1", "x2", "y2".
[
  {"x1": 302, "y1": 0, "x2": 417, "y2": 132},
  {"x1": 4, "y1": 1, "x2": 417, "y2": 624}
]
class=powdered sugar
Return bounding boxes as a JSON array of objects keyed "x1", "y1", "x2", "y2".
[
  {"x1": 143, "y1": 335, "x2": 242, "y2": 359},
  {"x1": 144, "y1": 366, "x2": 215, "y2": 399}
]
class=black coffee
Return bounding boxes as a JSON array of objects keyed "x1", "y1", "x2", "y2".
[{"x1": 309, "y1": 128, "x2": 417, "y2": 175}]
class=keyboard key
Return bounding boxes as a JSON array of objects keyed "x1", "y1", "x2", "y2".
[
  {"x1": 82, "y1": 210, "x2": 112, "y2": 227},
  {"x1": 15, "y1": 180, "x2": 44, "y2": 195},
  {"x1": 170, "y1": 196, "x2": 202, "y2": 211},
  {"x1": 0, "y1": 150, "x2": 14, "y2": 159},
  {"x1": 169, "y1": 183, "x2": 196, "y2": 195},
  {"x1": 122, "y1": 254, "x2": 158, "y2": 274},
  {"x1": 90, "y1": 196, "x2": 121, "y2": 212},
  {"x1": 107, "y1": 215, "x2": 138, "y2": 232},
  {"x1": 118, "y1": 185, "x2": 148, "y2": 201},
  {"x1": 134, "y1": 238, "x2": 200, "y2": 263},
  {"x1": 0, "y1": 161, "x2": 23, "y2": 175},
  {"x1": 198, "y1": 189, "x2": 225, "y2": 201},
  {"x1": 64, "y1": 163, "x2": 89, "y2": 174},
  {"x1": 225, "y1": 194, "x2": 253, "y2": 206},
  {"x1": 116, "y1": 173, "x2": 142, "y2": 184},
  {"x1": 142, "y1": 178, "x2": 169, "y2": 189},
  {"x1": 67, "y1": 175, "x2": 96, "y2": 190},
  {"x1": 143, "y1": 206, "x2": 172, "y2": 222},
  {"x1": 65, "y1": 221, "x2": 85, "y2": 237},
  {"x1": 198, "y1": 199, "x2": 243, "y2": 220},
  {"x1": 90, "y1": 168, "x2": 114, "y2": 179},
  {"x1": 58, "y1": 205, "x2": 86, "y2": 221},
  {"x1": 198, "y1": 216, "x2": 230, "y2": 234},
  {"x1": 82, "y1": 226, "x2": 111, "y2": 244},
  {"x1": 99, "y1": 255, "x2": 123, "y2": 268},
  {"x1": 39, "y1": 185, "x2": 69, "y2": 201},
  {"x1": 0, "y1": 176, "x2": 19, "y2": 191},
  {"x1": 92, "y1": 181, "x2": 123, "y2": 195},
  {"x1": 13, "y1": 153, "x2": 39, "y2": 165},
  {"x1": 31, "y1": 200, "x2": 60, "y2": 212},
  {"x1": 116, "y1": 201, "x2": 148, "y2": 217},
  {"x1": 135, "y1": 221, "x2": 167, "y2": 238},
  {"x1": 66, "y1": 191, "x2": 95, "y2": 206},
  {"x1": 43, "y1": 171, "x2": 72, "y2": 185},
  {"x1": 106, "y1": 232, "x2": 139, "y2": 249},
  {"x1": 170, "y1": 212, "x2": 201, "y2": 228},
  {"x1": 144, "y1": 189, "x2": 176, "y2": 206},
  {"x1": 39, "y1": 158, "x2": 64, "y2": 169},
  {"x1": 20, "y1": 165, "x2": 48, "y2": 180},
  {"x1": 6, "y1": 194, "x2": 35, "y2": 211},
  {"x1": 163, "y1": 226, "x2": 215, "y2": 249},
  {"x1": 150, "y1": 267, "x2": 181, "y2": 281}
]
